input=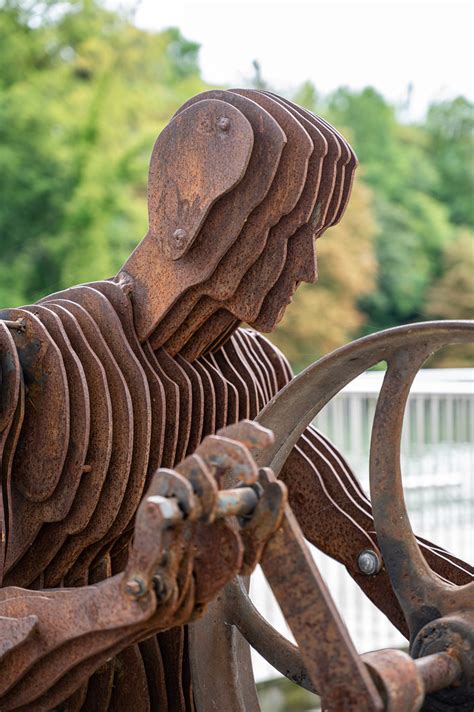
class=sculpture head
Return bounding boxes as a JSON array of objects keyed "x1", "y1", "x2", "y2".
[{"x1": 116, "y1": 89, "x2": 357, "y2": 353}]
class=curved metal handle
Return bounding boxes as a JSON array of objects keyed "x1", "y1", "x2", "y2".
[{"x1": 369, "y1": 338, "x2": 474, "y2": 641}]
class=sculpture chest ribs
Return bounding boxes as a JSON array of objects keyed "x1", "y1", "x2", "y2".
[{"x1": 0, "y1": 89, "x2": 471, "y2": 711}]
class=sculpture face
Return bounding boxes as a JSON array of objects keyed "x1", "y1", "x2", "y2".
[{"x1": 226, "y1": 224, "x2": 319, "y2": 333}]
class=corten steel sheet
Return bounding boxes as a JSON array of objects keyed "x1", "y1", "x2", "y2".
[
  {"x1": 196, "y1": 356, "x2": 228, "y2": 431},
  {"x1": 221, "y1": 122, "x2": 327, "y2": 330},
  {"x1": 154, "y1": 348, "x2": 192, "y2": 465},
  {"x1": 191, "y1": 325, "x2": 469, "y2": 712},
  {"x1": 144, "y1": 342, "x2": 180, "y2": 469},
  {"x1": 206, "y1": 314, "x2": 240, "y2": 358},
  {"x1": 90, "y1": 281, "x2": 166, "y2": 477},
  {"x1": 247, "y1": 98, "x2": 346, "y2": 331},
  {"x1": 304, "y1": 107, "x2": 358, "y2": 225},
  {"x1": 233, "y1": 331, "x2": 268, "y2": 405},
  {"x1": 293, "y1": 106, "x2": 349, "y2": 227},
  {"x1": 0, "y1": 308, "x2": 69, "y2": 504},
  {"x1": 279, "y1": 445, "x2": 408, "y2": 636},
  {"x1": 0, "y1": 322, "x2": 20, "y2": 434},
  {"x1": 247, "y1": 331, "x2": 279, "y2": 396},
  {"x1": 209, "y1": 89, "x2": 313, "y2": 300},
  {"x1": 81, "y1": 660, "x2": 115, "y2": 712},
  {"x1": 0, "y1": 425, "x2": 279, "y2": 708},
  {"x1": 59, "y1": 683, "x2": 89, "y2": 712},
  {"x1": 254, "y1": 221, "x2": 318, "y2": 329},
  {"x1": 212, "y1": 347, "x2": 250, "y2": 421},
  {"x1": 147, "y1": 90, "x2": 288, "y2": 350},
  {"x1": 6, "y1": 302, "x2": 114, "y2": 588},
  {"x1": 179, "y1": 310, "x2": 235, "y2": 362},
  {"x1": 44, "y1": 284, "x2": 151, "y2": 509},
  {"x1": 252, "y1": 330, "x2": 292, "y2": 390},
  {"x1": 40, "y1": 298, "x2": 132, "y2": 587},
  {"x1": 220, "y1": 335, "x2": 261, "y2": 417},
  {"x1": 125, "y1": 92, "x2": 285, "y2": 343},
  {"x1": 3, "y1": 304, "x2": 91, "y2": 575},
  {"x1": 0, "y1": 581, "x2": 155, "y2": 703},
  {"x1": 150, "y1": 100, "x2": 253, "y2": 261},
  {"x1": 0, "y1": 377, "x2": 24, "y2": 586},
  {"x1": 298, "y1": 431, "x2": 377, "y2": 537},
  {"x1": 237, "y1": 332, "x2": 268, "y2": 413},
  {"x1": 267, "y1": 94, "x2": 338, "y2": 229},
  {"x1": 308, "y1": 425, "x2": 370, "y2": 505},
  {"x1": 206, "y1": 353, "x2": 239, "y2": 425},
  {"x1": 138, "y1": 636, "x2": 168, "y2": 712},
  {"x1": 192, "y1": 359, "x2": 216, "y2": 439},
  {"x1": 44, "y1": 287, "x2": 151, "y2": 582},
  {"x1": 254, "y1": 321, "x2": 474, "y2": 584},
  {"x1": 119, "y1": 99, "x2": 254, "y2": 342},
  {"x1": 240, "y1": 330, "x2": 274, "y2": 402},
  {"x1": 0, "y1": 322, "x2": 20, "y2": 578},
  {"x1": 161, "y1": 89, "x2": 313, "y2": 356},
  {"x1": 108, "y1": 646, "x2": 150, "y2": 712},
  {"x1": 175, "y1": 355, "x2": 205, "y2": 456}
]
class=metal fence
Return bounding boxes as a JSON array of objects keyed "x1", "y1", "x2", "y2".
[{"x1": 251, "y1": 368, "x2": 474, "y2": 683}]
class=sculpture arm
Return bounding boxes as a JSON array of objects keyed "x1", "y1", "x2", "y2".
[{"x1": 0, "y1": 422, "x2": 285, "y2": 711}]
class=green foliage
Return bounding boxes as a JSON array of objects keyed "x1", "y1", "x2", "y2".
[
  {"x1": 0, "y1": 0, "x2": 207, "y2": 304},
  {"x1": 0, "y1": 0, "x2": 472, "y2": 367},
  {"x1": 426, "y1": 97, "x2": 474, "y2": 226}
]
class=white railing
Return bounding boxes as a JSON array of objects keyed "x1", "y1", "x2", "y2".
[{"x1": 251, "y1": 368, "x2": 474, "y2": 683}]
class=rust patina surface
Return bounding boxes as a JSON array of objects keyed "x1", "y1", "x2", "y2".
[{"x1": 0, "y1": 89, "x2": 472, "y2": 711}]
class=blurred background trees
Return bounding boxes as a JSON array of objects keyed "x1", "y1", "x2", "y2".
[{"x1": 1, "y1": 0, "x2": 472, "y2": 367}]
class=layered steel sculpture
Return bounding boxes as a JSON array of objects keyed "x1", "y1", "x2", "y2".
[{"x1": 0, "y1": 89, "x2": 472, "y2": 711}]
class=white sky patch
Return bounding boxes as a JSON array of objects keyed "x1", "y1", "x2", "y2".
[{"x1": 110, "y1": 0, "x2": 474, "y2": 120}]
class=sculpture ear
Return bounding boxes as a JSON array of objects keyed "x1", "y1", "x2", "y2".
[{"x1": 148, "y1": 98, "x2": 254, "y2": 261}]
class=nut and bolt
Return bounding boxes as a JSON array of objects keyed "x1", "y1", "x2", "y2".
[
  {"x1": 124, "y1": 576, "x2": 147, "y2": 599},
  {"x1": 357, "y1": 549, "x2": 382, "y2": 576}
]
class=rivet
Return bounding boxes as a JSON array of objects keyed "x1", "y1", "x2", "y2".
[
  {"x1": 357, "y1": 549, "x2": 381, "y2": 576},
  {"x1": 173, "y1": 228, "x2": 186, "y2": 244},
  {"x1": 217, "y1": 117, "x2": 230, "y2": 131},
  {"x1": 125, "y1": 576, "x2": 147, "y2": 599}
]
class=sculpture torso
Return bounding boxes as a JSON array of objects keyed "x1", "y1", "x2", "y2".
[{"x1": 0, "y1": 279, "x2": 295, "y2": 709}]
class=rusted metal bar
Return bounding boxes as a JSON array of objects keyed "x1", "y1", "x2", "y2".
[{"x1": 415, "y1": 651, "x2": 463, "y2": 694}]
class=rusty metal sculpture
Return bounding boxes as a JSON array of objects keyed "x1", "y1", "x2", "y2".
[{"x1": 0, "y1": 89, "x2": 472, "y2": 711}]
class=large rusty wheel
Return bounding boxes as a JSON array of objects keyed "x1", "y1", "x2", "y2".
[{"x1": 189, "y1": 320, "x2": 474, "y2": 712}]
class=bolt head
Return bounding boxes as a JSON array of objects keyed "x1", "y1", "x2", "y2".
[
  {"x1": 152, "y1": 574, "x2": 169, "y2": 601},
  {"x1": 173, "y1": 228, "x2": 186, "y2": 246},
  {"x1": 217, "y1": 116, "x2": 230, "y2": 131},
  {"x1": 357, "y1": 549, "x2": 381, "y2": 576}
]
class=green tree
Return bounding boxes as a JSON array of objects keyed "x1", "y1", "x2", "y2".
[
  {"x1": 0, "y1": 0, "x2": 207, "y2": 305},
  {"x1": 425, "y1": 229, "x2": 474, "y2": 366},
  {"x1": 426, "y1": 97, "x2": 474, "y2": 227}
]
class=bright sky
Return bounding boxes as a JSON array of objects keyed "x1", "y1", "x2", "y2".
[{"x1": 114, "y1": 0, "x2": 474, "y2": 120}]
